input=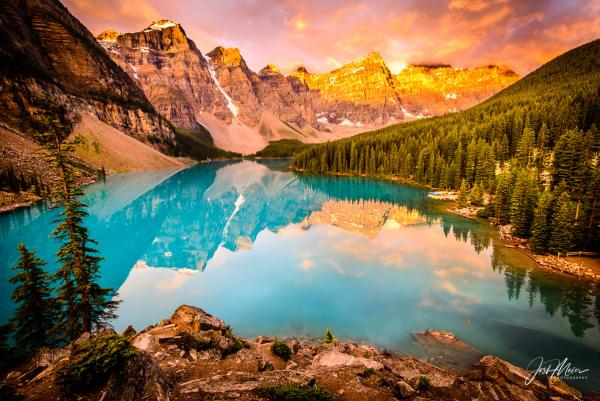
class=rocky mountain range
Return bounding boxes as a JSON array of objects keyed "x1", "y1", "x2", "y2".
[
  {"x1": 0, "y1": 0, "x2": 520, "y2": 182},
  {"x1": 97, "y1": 20, "x2": 519, "y2": 153}
]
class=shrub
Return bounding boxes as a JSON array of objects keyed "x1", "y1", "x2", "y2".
[
  {"x1": 257, "y1": 383, "x2": 337, "y2": 401},
  {"x1": 180, "y1": 327, "x2": 247, "y2": 357},
  {"x1": 56, "y1": 334, "x2": 138, "y2": 393},
  {"x1": 323, "y1": 328, "x2": 335, "y2": 344},
  {"x1": 270, "y1": 338, "x2": 292, "y2": 361},
  {"x1": 417, "y1": 375, "x2": 431, "y2": 390},
  {"x1": 223, "y1": 326, "x2": 247, "y2": 356}
]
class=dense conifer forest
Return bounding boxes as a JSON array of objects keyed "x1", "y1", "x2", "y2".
[{"x1": 292, "y1": 40, "x2": 600, "y2": 252}]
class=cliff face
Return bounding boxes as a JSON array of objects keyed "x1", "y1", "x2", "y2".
[
  {"x1": 291, "y1": 56, "x2": 520, "y2": 125},
  {"x1": 394, "y1": 64, "x2": 520, "y2": 115},
  {"x1": 0, "y1": 0, "x2": 175, "y2": 152},
  {"x1": 290, "y1": 52, "x2": 404, "y2": 126},
  {"x1": 99, "y1": 21, "x2": 232, "y2": 132},
  {"x1": 95, "y1": 20, "x2": 519, "y2": 152},
  {"x1": 206, "y1": 47, "x2": 317, "y2": 129}
]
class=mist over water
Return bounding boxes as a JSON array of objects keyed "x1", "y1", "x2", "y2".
[{"x1": 1, "y1": 160, "x2": 598, "y2": 391}]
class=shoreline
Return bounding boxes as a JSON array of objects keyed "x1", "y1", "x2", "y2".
[
  {"x1": 7, "y1": 305, "x2": 589, "y2": 400},
  {"x1": 442, "y1": 204, "x2": 600, "y2": 282}
]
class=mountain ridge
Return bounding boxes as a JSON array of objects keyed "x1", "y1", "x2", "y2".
[{"x1": 96, "y1": 19, "x2": 520, "y2": 153}]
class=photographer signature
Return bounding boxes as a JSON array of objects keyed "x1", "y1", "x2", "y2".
[{"x1": 526, "y1": 356, "x2": 589, "y2": 385}]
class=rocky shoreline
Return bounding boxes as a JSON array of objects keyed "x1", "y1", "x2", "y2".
[
  {"x1": 444, "y1": 204, "x2": 600, "y2": 282},
  {"x1": 5, "y1": 305, "x2": 586, "y2": 401},
  {"x1": 497, "y1": 225, "x2": 600, "y2": 282}
]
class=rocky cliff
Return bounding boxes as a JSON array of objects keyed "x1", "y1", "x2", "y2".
[
  {"x1": 291, "y1": 56, "x2": 520, "y2": 125},
  {"x1": 290, "y1": 52, "x2": 404, "y2": 126},
  {"x1": 394, "y1": 64, "x2": 520, "y2": 116},
  {"x1": 98, "y1": 21, "x2": 232, "y2": 132},
  {"x1": 97, "y1": 21, "x2": 519, "y2": 153},
  {"x1": 0, "y1": 0, "x2": 175, "y2": 153}
]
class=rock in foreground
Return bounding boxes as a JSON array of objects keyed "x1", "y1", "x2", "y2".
[{"x1": 6, "y1": 305, "x2": 584, "y2": 401}]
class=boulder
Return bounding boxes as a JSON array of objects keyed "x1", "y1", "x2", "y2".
[
  {"x1": 132, "y1": 333, "x2": 160, "y2": 353},
  {"x1": 549, "y1": 376, "x2": 582, "y2": 400},
  {"x1": 311, "y1": 350, "x2": 383, "y2": 371},
  {"x1": 170, "y1": 305, "x2": 227, "y2": 333},
  {"x1": 121, "y1": 325, "x2": 137, "y2": 338},
  {"x1": 146, "y1": 323, "x2": 180, "y2": 341},
  {"x1": 396, "y1": 380, "x2": 415, "y2": 398},
  {"x1": 5, "y1": 371, "x2": 21, "y2": 380},
  {"x1": 103, "y1": 352, "x2": 171, "y2": 401},
  {"x1": 287, "y1": 339, "x2": 301, "y2": 353},
  {"x1": 256, "y1": 336, "x2": 272, "y2": 344}
]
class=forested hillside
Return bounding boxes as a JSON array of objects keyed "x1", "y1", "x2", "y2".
[{"x1": 292, "y1": 39, "x2": 600, "y2": 252}]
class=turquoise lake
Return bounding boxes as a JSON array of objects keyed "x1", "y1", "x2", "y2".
[{"x1": 1, "y1": 160, "x2": 599, "y2": 392}]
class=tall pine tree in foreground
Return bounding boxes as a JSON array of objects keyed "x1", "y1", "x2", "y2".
[
  {"x1": 9, "y1": 244, "x2": 58, "y2": 351},
  {"x1": 39, "y1": 122, "x2": 119, "y2": 341}
]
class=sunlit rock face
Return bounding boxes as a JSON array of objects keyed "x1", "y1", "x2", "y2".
[
  {"x1": 0, "y1": 1, "x2": 174, "y2": 152},
  {"x1": 96, "y1": 21, "x2": 519, "y2": 145},
  {"x1": 300, "y1": 199, "x2": 428, "y2": 238},
  {"x1": 291, "y1": 56, "x2": 520, "y2": 125},
  {"x1": 206, "y1": 47, "x2": 318, "y2": 128},
  {"x1": 290, "y1": 52, "x2": 404, "y2": 126},
  {"x1": 394, "y1": 64, "x2": 520, "y2": 116},
  {"x1": 97, "y1": 22, "x2": 232, "y2": 132}
]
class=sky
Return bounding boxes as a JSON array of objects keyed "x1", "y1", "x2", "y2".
[{"x1": 63, "y1": 0, "x2": 600, "y2": 75}]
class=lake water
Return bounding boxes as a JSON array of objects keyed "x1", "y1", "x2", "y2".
[{"x1": 1, "y1": 160, "x2": 598, "y2": 392}]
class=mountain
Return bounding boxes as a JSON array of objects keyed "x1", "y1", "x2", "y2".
[
  {"x1": 0, "y1": 0, "x2": 175, "y2": 152},
  {"x1": 97, "y1": 20, "x2": 518, "y2": 153},
  {"x1": 292, "y1": 39, "x2": 600, "y2": 251},
  {"x1": 393, "y1": 64, "x2": 519, "y2": 115},
  {"x1": 96, "y1": 20, "x2": 231, "y2": 133},
  {"x1": 98, "y1": 24, "x2": 330, "y2": 154},
  {"x1": 290, "y1": 52, "x2": 403, "y2": 126}
]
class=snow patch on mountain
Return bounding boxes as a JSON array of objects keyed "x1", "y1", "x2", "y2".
[
  {"x1": 206, "y1": 56, "x2": 239, "y2": 118},
  {"x1": 146, "y1": 20, "x2": 176, "y2": 31}
]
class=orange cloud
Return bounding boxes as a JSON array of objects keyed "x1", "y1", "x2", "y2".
[{"x1": 62, "y1": 0, "x2": 600, "y2": 75}]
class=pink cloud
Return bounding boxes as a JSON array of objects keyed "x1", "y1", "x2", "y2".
[{"x1": 63, "y1": 0, "x2": 600, "y2": 75}]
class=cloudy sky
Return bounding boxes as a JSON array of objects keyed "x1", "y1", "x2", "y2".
[{"x1": 64, "y1": 0, "x2": 600, "y2": 75}]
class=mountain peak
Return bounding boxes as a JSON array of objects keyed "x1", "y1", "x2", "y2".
[
  {"x1": 145, "y1": 19, "x2": 177, "y2": 31},
  {"x1": 260, "y1": 64, "x2": 281, "y2": 74},
  {"x1": 207, "y1": 46, "x2": 244, "y2": 67},
  {"x1": 361, "y1": 51, "x2": 385, "y2": 64},
  {"x1": 295, "y1": 66, "x2": 309, "y2": 74},
  {"x1": 96, "y1": 29, "x2": 120, "y2": 42}
]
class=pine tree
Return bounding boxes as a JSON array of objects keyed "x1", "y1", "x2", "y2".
[
  {"x1": 323, "y1": 328, "x2": 335, "y2": 344},
  {"x1": 516, "y1": 126, "x2": 536, "y2": 167},
  {"x1": 9, "y1": 244, "x2": 58, "y2": 351},
  {"x1": 40, "y1": 127, "x2": 119, "y2": 341},
  {"x1": 530, "y1": 190, "x2": 553, "y2": 254},
  {"x1": 548, "y1": 192, "x2": 574, "y2": 254},
  {"x1": 457, "y1": 179, "x2": 468, "y2": 207},
  {"x1": 469, "y1": 183, "x2": 483, "y2": 206},
  {"x1": 494, "y1": 171, "x2": 513, "y2": 225},
  {"x1": 510, "y1": 170, "x2": 537, "y2": 237}
]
